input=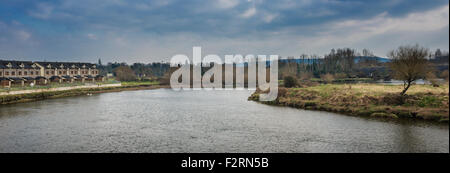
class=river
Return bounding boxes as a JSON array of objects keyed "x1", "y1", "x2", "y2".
[{"x1": 0, "y1": 89, "x2": 448, "y2": 153}]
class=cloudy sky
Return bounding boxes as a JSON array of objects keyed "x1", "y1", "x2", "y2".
[{"x1": 0, "y1": 0, "x2": 449, "y2": 63}]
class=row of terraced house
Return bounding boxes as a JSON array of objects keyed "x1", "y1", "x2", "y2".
[{"x1": 0, "y1": 60, "x2": 105, "y2": 88}]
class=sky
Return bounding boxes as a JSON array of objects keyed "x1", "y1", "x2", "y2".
[{"x1": 0, "y1": 0, "x2": 449, "y2": 63}]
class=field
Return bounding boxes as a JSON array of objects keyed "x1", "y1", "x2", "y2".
[{"x1": 249, "y1": 84, "x2": 449, "y2": 122}]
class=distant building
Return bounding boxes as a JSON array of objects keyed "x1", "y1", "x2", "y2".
[{"x1": 0, "y1": 60, "x2": 104, "y2": 88}]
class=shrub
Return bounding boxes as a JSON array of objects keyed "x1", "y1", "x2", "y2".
[
  {"x1": 278, "y1": 87, "x2": 288, "y2": 98},
  {"x1": 334, "y1": 73, "x2": 347, "y2": 79},
  {"x1": 440, "y1": 70, "x2": 449, "y2": 82},
  {"x1": 425, "y1": 71, "x2": 439, "y2": 87},
  {"x1": 418, "y1": 96, "x2": 441, "y2": 107},
  {"x1": 320, "y1": 73, "x2": 334, "y2": 84},
  {"x1": 283, "y1": 76, "x2": 297, "y2": 88}
]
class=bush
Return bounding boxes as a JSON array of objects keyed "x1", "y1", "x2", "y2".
[
  {"x1": 320, "y1": 73, "x2": 334, "y2": 84},
  {"x1": 440, "y1": 70, "x2": 449, "y2": 82},
  {"x1": 334, "y1": 73, "x2": 347, "y2": 79},
  {"x1": 283, "y1": 76, "x2": 297, "y2": 88},
  {"x1": 278, "y1": 87, "x2": 288, "y2": 97},
  {"x1": 418, "y1": 96, "x2": 441, "y2": 107},
  {"x1": 425, "y1": 71, "x2": 439, "y2": 86}
]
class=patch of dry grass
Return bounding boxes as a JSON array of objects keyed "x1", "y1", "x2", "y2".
[{"x1": 300, "y1": 83, "x2": 448, "y2": 96}]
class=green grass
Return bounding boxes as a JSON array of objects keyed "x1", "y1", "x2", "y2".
[
  {"x1": 94, "y1": 78, "x2": 121, "y2": 85},
  {"x1": 417, "y1": 96, "x2": 442, "y2": 108},
  {"x1": 1, "y1": 82, "x2": 86, "y2": 92},
  {"x1": 0, "y1": 78, "x2": 164, "y2": 93},
  {"x1": 1, "y1": 78, "x2": 122, "y2": 93},
  {"x1": 121, "y1": 81, "x2": 160, "y2": 86}
]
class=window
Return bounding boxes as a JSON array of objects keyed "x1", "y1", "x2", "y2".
[
  {"x1": 19, "y1": 71, "x2": 22, "y2": 75},
  {"x1": 71, "y1": 71, "x2": 74, "y2": 74},
  {"x1": 31, "y1": 71, "x2": 34, "y2": 75},
  {"x1": 0, "y1": 72, "x2": 2, "y2": 76},
  {"x1": 46, "y1": 71, "x2": 49, "y2": 75},
  {"x1": 12, "y1": 71, "x2": 15, "y2": 75},
  {"x1": 6, "y1": 72, "x2": 9, "y2": 76},
  {"x1": 59, "y1": 71, "x2": 62, "y2": 75},
  {"x1": 24, "y1": 71, "x2": 28, "y2": 75}
]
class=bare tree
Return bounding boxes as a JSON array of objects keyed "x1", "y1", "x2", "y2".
[
  {"x1": 388, "y1": 44, "x2": 429, "y2": 95},
  {"x1": 362, "y1": 48, "x2": 374, "y2": 57},
  {"x1": 114, "y1": 66, "x2": 137, "y2": 81},
  {"x1": 299, "y1": 72, "x2": 313, "y2": 81},
  {"x1": 435, "y1": 49, "x2": 442, "y2": 57}
]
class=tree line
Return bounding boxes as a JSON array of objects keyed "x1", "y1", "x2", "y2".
[
  {"x1": 97, "y1": 61, "x2": 171, "y2": 81},
  {"x1": 96, "y1": 44, "x2": 449, "y2": 95}
]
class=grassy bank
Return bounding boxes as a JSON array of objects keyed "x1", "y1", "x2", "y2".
[
  {"x1": 0, "y1": 79, "x2": 121, "y2": 93},
  {"x1": 249, "y1": 84, "x2": 449, "y2": 123},
  {"x1": 1, "y1": 81, "x2": 168, "y2": 105},
  {"x1": 121, "y1": 81, "x2": 160, "y2": 86}
]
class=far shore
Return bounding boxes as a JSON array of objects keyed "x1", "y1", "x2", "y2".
[{"x1": 0, "y1": 82, "x2": 170, "y2": 105}]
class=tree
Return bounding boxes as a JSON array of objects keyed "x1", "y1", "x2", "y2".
[
  {"x1": 114, "y1": 66, "x2": 137, "y2": 81},
  {"x1": 362, "y1": 48, "x2": 374, "y2": 57},
  {"x1": 323, "y1": 48, "x2": 355, "y2": 74},
  {"x1": 388, "y1": 44, "x2": 429, "y2": 95},
  {"x1": 435, "y1": 49, "x2": 442, "y2": 57},
  {"x1": 131, "y1": 63, "x2": 153, "y2": 78}
]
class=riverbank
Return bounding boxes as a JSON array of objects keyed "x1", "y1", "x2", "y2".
[
  {"x1": 0, "y1": 83, "x2": 123, "y2": 96},
  {"x1": 249, "y1": 84, "x2": 449, "y2": 123},
  {"x1": 0, "y1": 82, "x2": 169, "y2": 105}
]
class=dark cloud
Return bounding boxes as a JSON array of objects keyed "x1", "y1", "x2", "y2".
[{"x1": 0, "y1": 0, "x2": 448, "y2": 63}]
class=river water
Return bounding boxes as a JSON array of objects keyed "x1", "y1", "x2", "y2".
[{"x1": 0, "y1": 89, "x2": 448, "y2": 153}]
